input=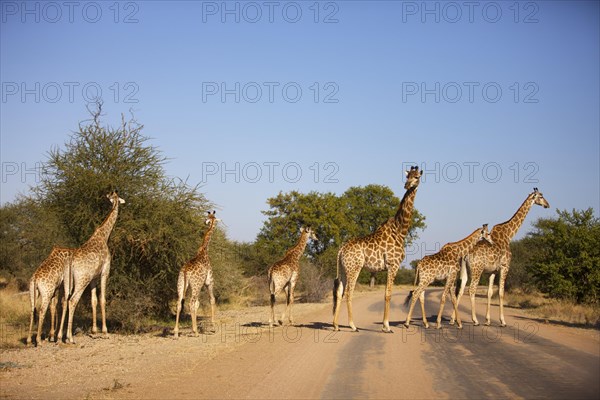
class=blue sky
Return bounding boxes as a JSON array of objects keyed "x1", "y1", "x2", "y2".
[{"x1": 1, "y1": 1, "x2": 599, "y2": 264}]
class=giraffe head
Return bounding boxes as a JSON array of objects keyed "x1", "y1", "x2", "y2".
[
  {"x1": 404, "y1": 166, "x2": 423, "y2": 190},
  {"x1": 479, "y1": 223, "x2": 493, "y2": 245},
  {"x1": 531, "y1": 188, "x2": 550, "y2": 209},
  {"x1": 107, "y1": 191, "x2": 125, "y2": 205},
  {"x1": 302, "y1": 226, "x2": 318, "y2": 241},
  {"x1": 205, "y1": 210, "x2": 220, "y2": 226}
]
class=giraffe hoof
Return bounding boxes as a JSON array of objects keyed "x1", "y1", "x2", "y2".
[
  {"x1": 473, "y1": 322, "x2": 480, "y2": 326},
  {"x1": 500, "y1": 323, "x2": 507, "y2": 328},
  {"x1": 448, "y1": 320, "x2": 455, "y2": 326},
  {"x1": 403, "y1": 323, "x2": 410, "y2": 329},
  {"x1": 484, "y1": 322, "x2": 491, "y2": 326}
]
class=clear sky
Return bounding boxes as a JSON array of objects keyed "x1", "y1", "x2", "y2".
[{"x1": 1, "y1": 1, "x2": 599, "y2": 264}]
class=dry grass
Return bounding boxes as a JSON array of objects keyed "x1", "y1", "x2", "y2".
[
  {"x1": 0, "y1": 284, "x2": 30, "y2": 348},
  {"x1": 505, "y1": 289, "x2": 600, "y2": 328}
]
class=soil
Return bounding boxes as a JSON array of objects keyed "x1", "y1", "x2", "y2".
[{"x1": 1, "y1": 289, "x2": 598, "y2": 399}]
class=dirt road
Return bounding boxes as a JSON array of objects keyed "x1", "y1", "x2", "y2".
[{"x1": 1, "y1": 289, "x2": 598, "y2": 399}]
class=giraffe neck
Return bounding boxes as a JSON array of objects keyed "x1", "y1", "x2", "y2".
[
  {"x1": 85, "y1": 200, "x2": 120, "y2": 247},
  {"x1": 285, "y1": 231, "x2": 309, "y2": 263},
  {"x1": 197, "y1": 221, "x2": 216, "y2": 255},
  {"x1": 458, "y1": 228, "x2": 484, "y2": 256},
  {"x1": 393, "y1": 186, "x2": 418, "y2": 239},
  {"x1": 492, "y1": 194, "x2": 534, "y2": 246}
]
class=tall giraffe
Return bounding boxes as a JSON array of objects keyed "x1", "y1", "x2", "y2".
[
  {"x1": 333, "y1": 166, "x2": 423, "y2": 332},
  {"x1": 403, "y1": 224, "x2": 492, "y2": 329},
  {"x1": 65, "y1": 191, "x2": 125, "y2": 344},
  {"x1": 268, "y1": 227, "x2": 318, "y2": 327},
  {"x1": 27, "y1": 246, "x2": 73, "y2": 346},
  {"x1": 173, "y1": 211, "x2": 219, "y2": 338},
  {"x1": 451, "y1": 188, "x2": 550, "y2": 326}
]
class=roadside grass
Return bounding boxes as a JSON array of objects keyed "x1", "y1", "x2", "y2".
[
  {"x1": 0, "y1": 284, "x2": 30, "y2": 348},
  {"x1": 504, "y1": 289, "x2": 600, "y2": 328}
]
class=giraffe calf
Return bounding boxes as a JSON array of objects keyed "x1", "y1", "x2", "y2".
[{"x1": 268, "y1": 227, "x2": 317, "y2": 327}]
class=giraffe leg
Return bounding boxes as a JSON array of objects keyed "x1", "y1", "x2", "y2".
[
  {"x1": 99, "y1": 263, "x2": 111, "y2": 335},
  {"x1": 447, "y1": 273, "x2": 462, "y2": 329},
  {"x1": 468, "y1": 270, "x2": 484, "y2": 326},
  {"x1": 332, "y1": 278, "x2": 344, "y2": 331},
  {"x1": 57, "y1": 265, "x2": 72, "y2": 343},
  {"x1": 269, "y1": 287, "x2": 278, "y2": 328},
  {"x1": 49, "y1": 293, "x2": 58, "y2": 342},
  {"x1": 190, "y1": 286, "x2": 201, "y2": 337},
  {"x1": 205, "y1": 279, "x2": 216, "y2": 333},
  {"x1": 67, "y1": 286, "x2": 87, "y2": 344},
  {"x1": 436, "y1": 281, "x2": 450, "y2": 329},
  {"x1": 498, "y1": 268, "x2": 508, "y2": 327},
  {"x1": 419, "y1": 290, "x2": 429, "y2": 329},
  {"x1": 345, "y1": 278, "x2": 359, "y2": 332},
  {"x1": 174, "y1": 272, "x2": 186, "y2": 338},
  {"x1": 287, "y1": 278, "x2": 297, "y2": 325},
  {"x1": 450, "y1": 258, "x2": 468, "y2": 325},
  {"x1": 484, "y1": 273, "x2": 495, "y2": 326},
  {"x1": 382, "y1": 271, "x2": 396, "y2": 333},
  {"x1": 27, "y1": 281, "x2": 36, "y2": 346},
  {"x1": 36, "y1": 296, "x2": 51, "y2": 346},
  {"x1": 404, "y1": 284, "x2": 427, "y2": 328},
  {"x1": 280, "y1": 285, "x2": 289, "y2": 325},
  {"x1": 57, "y1": 291, "x2": 68, "y2": 343},
  {"x1": 90, "y1": 284, "x2": 98, "y2": 334}
]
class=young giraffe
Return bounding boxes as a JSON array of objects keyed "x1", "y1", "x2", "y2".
[
  {"x1": 268, "y1": 227, "x2": 318, "y2": 327},
  {"x1": 65, "y1": 191, "x2": 125, "y2": 344},
  {"x1": 173, "y1": 211, "x2": 219, "y2": 338},
  {"x1": 404, "y1": 224, "x2": 492, "y2": 329},
  {"x1": 333, "y1": 166, "x2": 423, "y2": 332},
  {"x1": 450, "y1": 188, "x2": 550, "y2": 327},
  {"x1": 27, "y1": 246, "x2": 73, "y2": 346}
]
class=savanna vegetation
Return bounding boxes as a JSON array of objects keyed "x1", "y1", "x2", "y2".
[
  {"x1": 0, "y1": 107, "x2": 425, "y2": 334},
  {"x1": 1, "y1": 107, "x2": 598, "y2": 337}
]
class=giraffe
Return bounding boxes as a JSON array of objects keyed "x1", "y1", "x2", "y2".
[
  {"x1": 65, "y1": 191, "x2": 125, "y2": 344},
  {"x1": 173, "y1": 211, "x2": 220, "y2": 338},
  {"x1": 27, "y1": 246, "x2": 73, "y2": 346},
  {"x1": 268, "y1": 227, "x2": 318, "y2": 327},
  {"x1": 333, "y1": 166, "x2": 423, "y2": 332},
  {"x1": 403, "y1": 224, "x2": 492, "y2": 329},
  {"x1": 450, "y1": 188, "x2": 550, "y2": 327}
]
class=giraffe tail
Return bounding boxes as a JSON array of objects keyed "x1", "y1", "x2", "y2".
[
  {"x1": 404, "y1": 263, "x2": 419, "y2": 307},
  {"x1": 268, "y1": 272, "x2": 276, "y2": 305},
  {"x1": 332, "y1": 250, "x2": 344, "y2": 315},
  {"x1": 455, "y1": 257, "x2": 468, "y2": 298},
  {"x1": 29, "y1": 277, "x2": 38, "y2": 324}
]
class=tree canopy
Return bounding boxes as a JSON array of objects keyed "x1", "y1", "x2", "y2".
[
  {"x1": 249, "y1": 185, "x2": 426, "y2": 280},
  {"x1": 512, "y1": 208, "x2": 600, "y2": 304}
]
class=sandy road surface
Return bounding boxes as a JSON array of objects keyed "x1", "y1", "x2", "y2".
[{"x1": 1, "y1": 288, "x2": 598, "y2": 399}]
